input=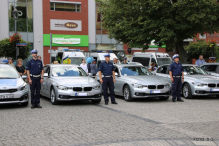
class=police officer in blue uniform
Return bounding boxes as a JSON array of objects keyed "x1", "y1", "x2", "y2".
[
  {"x1": 27, "y1": 49, "x2": 44, "y2": 108},
  {"x1": 169, "y1": 54, "x2": 184, "y2": 102},
  {"x1": 99, "y1": 54, "x2": 118, "y2": 105}
]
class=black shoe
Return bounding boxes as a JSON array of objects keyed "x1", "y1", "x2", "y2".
[
  {"x1": 177, "y1": 99, "x2": 184, "y2": 102},
  {"x1": 111, "y1": 101, "x2": 118, "y2": 104},
  {"x1": 105, "y1": 102, "x2": 108, "y2": 105},
  {"x1": 36, "y1": 104, "x2": 42, "y2": 108},
  {"x1": 172, "y1": 99, "x2": 176, "y2": 102},
  {"x1": 31, "y1": 105, "x2": 35, "y2": 109}
]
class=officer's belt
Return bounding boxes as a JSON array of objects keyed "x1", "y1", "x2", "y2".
[
  {"x1": 173, "y1": 76, "x2": 181, "y2": 78},
  {"x1": 103, "y1": 76, "x2": 112, "y2": 77},
  {"x1": 30, "y1": 74, "x2": 41, "y2": 77}
]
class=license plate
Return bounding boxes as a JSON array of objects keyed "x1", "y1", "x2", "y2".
[
  {"x1": 75, "y1": 93, "x2": 88, "y2": 96},
  {"x1": 211, "y1": 89, "x2": 219, "y2": 91},
  {"x1": 150, "y1": 90, "x2": 161, "y2": 93},
  {"x1": 0, "y1": 94, "x2": 14, "y2": 99}
]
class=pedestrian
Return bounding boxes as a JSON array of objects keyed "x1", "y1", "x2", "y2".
[
  {"x1": 26, "y1": 49, "x2": 44, "y2": 109},
  {"x1": 169, "y1": 54, "x2": 184, "y2": 102},
  {"x1": 8, "y1": 57, "x2": 16, "y2": 68},
  {"x1": 80, "y1": 59, "x2": 88, "y2": 74},
  {"x1": 122, "y1": 57, "x2": 128, "y2": 64},
  {"x1": 148, "y1": 62, "x2": 156, "y2": 72},
  {"x1": 37, "y1": 55, "x2": 44, "y2": 66},
  {"x1": 113, "y1": 58, "x2": 118, "y2": 64},
  {"x1": 90, "y1": 59, "x2": 97, "y2": 77},
  {"x1": 16, "y1": 58, "x2": 26, "y2": 76},
  {"x1": 195, "y1": 55, "x2": 206, "y2": 66},
  {"x1": 99, "y1": 53, "x2": 118, "y2": 105}
]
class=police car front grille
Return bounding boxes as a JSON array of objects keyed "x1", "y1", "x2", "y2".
[
  {"x1": 84, "y1": 87, "x2": 92, "y2": 91},
  {"x1": 0, "y1": 89, "x2": 18, "y2": 93},
  {"x1": 73, "y1": 87, "x2": 82, "y2": 92},
  {"x1": 148, "y1": 85, "x2": 156, "y2": 89},
  {"x1": 157, "y1": 85, "x2": 164, "y2": 89},
  {"x1": 208, "y1": 84, "x2": 216, "y2": 88}
]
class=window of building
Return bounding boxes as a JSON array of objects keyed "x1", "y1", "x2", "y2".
[{"x1": 50, "y1": 2, "x2": 81, "y2": 12}]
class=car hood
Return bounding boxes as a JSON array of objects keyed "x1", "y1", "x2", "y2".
[
  {"x1": 50, "y1": 77, "x2": 99, "y2": 87},
  {"x1": 124, "y1": 75, "x2": 170, "y2": 85},
  {"x1": 0, "y1": 78, "x2": 24, "y2": 89},
  {"x1": 186, "y1": 75, "x2": 219, "y2": 83}
]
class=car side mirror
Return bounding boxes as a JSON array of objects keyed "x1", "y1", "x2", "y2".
[
  {"x1": 207, "y1": 72, "x2": 211, "y2": 75},
  {"x1": 44, "y1": 73, "x2": 48, "y2": 77},
  {"x1": 22, "y1": 75, "x2": 27, "y2": 80},
  {"x1": 88, "y1": 73, "x2": 93, "y2": 77},
  {"x1": 115, "y1": 72, "x2": 118, "y2": 76}
]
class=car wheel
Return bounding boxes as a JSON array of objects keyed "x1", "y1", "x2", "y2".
[
  {"x1": 50, "y1": 87, "x2": 58, "y2": 105},
  {"x1": 21, "y1": 102, "x2": 28, "y2": 106},
  {"x1": 123, "y1": 85, "x2": 133, "y2": 102},
  {"x1": 183, "y1": 83, "x2": 192, "y2": 99},
  {"x1": 91, "y1": 99, "x2": 101, "y2": 104},
  {"x1": 159, "y1": 97, "x2": 169, "y2": 100}
]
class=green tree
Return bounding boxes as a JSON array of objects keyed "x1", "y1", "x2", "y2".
[
  {"x1": 97, "y1": 0, "x2": 219, "y2": 63},
  {"x1": 0, "y1": 38, "x2": 30, "y2": 60}
]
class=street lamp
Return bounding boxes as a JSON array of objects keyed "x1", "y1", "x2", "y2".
[{"x1": 12, "y1": 7, "x2": 22, "y2": 61}]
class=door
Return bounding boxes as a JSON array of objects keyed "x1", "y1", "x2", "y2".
[
  {"x1": 43, "y1": 66, "x2": 51, "y2": 97},
  {"x1": 41, "y1": 66, "x2": 48, "y2": 96},
  {"x1": 113, "y1": 66, "x2": 121, "y2": 95}
]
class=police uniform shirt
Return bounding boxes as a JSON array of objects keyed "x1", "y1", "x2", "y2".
[
  {"x1": 26, "y1": 59, "x2": 43, "y2": 75},
  {"x1": 169, "y1": 61, "x2": 183, "y2": 76},
  {"x1": 99, "y1": 61, "x2": 114, "y2": 76}
]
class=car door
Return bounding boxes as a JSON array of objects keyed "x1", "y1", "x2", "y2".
[
  {"x1": 41, "y1": 66, "x2": 48, "y2": 96},
  {"x1": 113, "y1": 66, "x2": 121, "y2": 95},
  {"x1": 43, "y1": 66, "x2": 51, "y2": 97}
]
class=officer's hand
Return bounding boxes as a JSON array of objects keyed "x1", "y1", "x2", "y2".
[
  {"x1": 113, "y1": 79, "x2": 116, "y2": 83},
  {"x1": 40, "y1": 79, "x2": 43, "y2": 84},
  {"x1": 171, "y1": 78, "x2": 174, "y2": 83},
  {"x1": 100, "y1": 79, "x2": 103, "y2": 83},
  {"x1": 29, "y1": 79, "x2": 32, "y2": 85}
]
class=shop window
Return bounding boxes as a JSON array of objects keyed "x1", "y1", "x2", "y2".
[{"x1": 50, "y1": 2, "x2": 81, "y2": 12}]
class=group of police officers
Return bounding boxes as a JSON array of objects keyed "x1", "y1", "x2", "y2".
[{"x1": 27, "y1": 48, "x2": 183, "y2": 108}]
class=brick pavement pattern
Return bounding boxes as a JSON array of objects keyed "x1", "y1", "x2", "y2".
[{"x1": 0, "y1": 95, "x2": 219, "y2": 146}]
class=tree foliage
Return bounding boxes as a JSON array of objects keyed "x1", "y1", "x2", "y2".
[
  {"x1": 97, "y1": 0, "x2": 219, "y2": 63},
  {"x1": 0, "y1": 38, "x2": 30, "y2": 60},
  {"x1": 184, "y1": 40, "x2": 219, "y2": 59}
]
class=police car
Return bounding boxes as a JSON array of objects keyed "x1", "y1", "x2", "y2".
[{"x1": 0, "y1": 63, "x2": 29, "y2": 106}]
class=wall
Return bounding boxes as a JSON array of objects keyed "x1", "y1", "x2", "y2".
[{"x1": 0, "y1": 0, "x2": 9, "y2": 40}]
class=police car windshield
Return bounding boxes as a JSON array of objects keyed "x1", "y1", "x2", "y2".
[
  {"x1": 157, "y1": 58, "x2": 172, "y2": 66},
  {"x1": 0, "y1": 66, "x2": 19, "y2": 78},
  {"x1": 120, "y1": 66, "x2": 152, "y2": 76},
  {"x1": 69, "y1": 57, "x2": 85, "y2": 66},
  {"x1": 183, "y1": 66, "x2": 207, "y2": 75},
  {"x1": 52, "y1": 67, "x2": 87, "y2": 77}
]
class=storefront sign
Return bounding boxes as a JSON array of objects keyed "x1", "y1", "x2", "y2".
[
  {"x1": 43, "y1": 34, "x2": 89, "y2": 47},
  {"x1": 50, "y1": 19, "x2": 82, "y2": 31},
  {"x1": 53, "y1": 38, "x2": 80, "y2": 44}
]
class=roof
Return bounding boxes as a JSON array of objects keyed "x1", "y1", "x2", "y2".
[
  {"x1": 160, "y1": 64, "x2": 198, "y2": 66},
  {"x1": 46, "y1": 64, "x2": 79, "y2": 67},
  {"x1": 201, "y1": 63, "x2": 219, "y2": 65},
  {"x1": 114, "y1": 64, "x2": 143, "y2": 67}
]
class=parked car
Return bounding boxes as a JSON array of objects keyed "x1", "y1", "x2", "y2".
[
  {"x1": 128, "y1": 62, "x2": 143, "y2": 66},
  {"x1": 95, "y1": 64, "x2": 171, "y2": 101},
  {"x1": 155, "y1": 64, "x2": 219, "y2": 98},
  {"x1": 200, "y1": 63, "x2": 219, "y2": 77},
  {"x1": 0, "y1": 63, "x2": 29, "y2": 106},
  {"x1": 40, "y1": 64, "x2": 102, "y2": 105}
]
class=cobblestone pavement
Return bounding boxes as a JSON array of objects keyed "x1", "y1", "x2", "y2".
[{"x1": 0, "y1": 95, "x2": 219, "y2": 146}]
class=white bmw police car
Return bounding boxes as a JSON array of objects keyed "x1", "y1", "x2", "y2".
[{"x1": 0, "y1": 63, "x2": 29, "y2": 106}]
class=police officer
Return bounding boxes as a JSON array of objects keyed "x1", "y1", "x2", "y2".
[
  {"x1": 99, "y1": 54, "x2": 118, "y2": 105},
  {"x1": 169, "y1": 54, "x2": 184, "y2": 102},
  {"x1": 122, "y1": 57, "x2": 128, "y2": 64},
  {"x1": 26, "y1": 49, "x2": 44, "y2": 109}
]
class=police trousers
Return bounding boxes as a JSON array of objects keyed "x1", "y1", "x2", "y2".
[
  {"x1": 30, "y1": 76, "x2": 41, "y2": 105},
  {"x1": 172, "y1": 77, "x2": 182, "y2": 100},
  {"x1": 102, "y1": 77, "x2": 116, "y2": 102}
]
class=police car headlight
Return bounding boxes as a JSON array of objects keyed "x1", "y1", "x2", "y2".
[
  {"x1": 165, "y1": 83, "x2": 171, "y2": 88},
  {"x1": 192, "y1": 82, "x2": 207, "y2": 87},
  {"x1": 93, "y1": 85, "x2": 101, "y2": 90},
  {"x1": 18, "y1": 84, "x2": 27, "y2": 91},
  {"x1": 57, "y1": 85, "x2": 68, "y2": 90},
  {"x1": 132, "y1": 83, "x2": 143, "y2": 88}
]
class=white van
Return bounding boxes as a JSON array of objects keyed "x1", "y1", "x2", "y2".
[
  {"x1": 85, "y1": 51, "x2": 120, "y2": 68},
  {"x1": 49, "y1": 48, "x2": 85, "y2": 65},
  {"x1": 132, "y1": 52, "x2": 172, "y2": 67}
]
